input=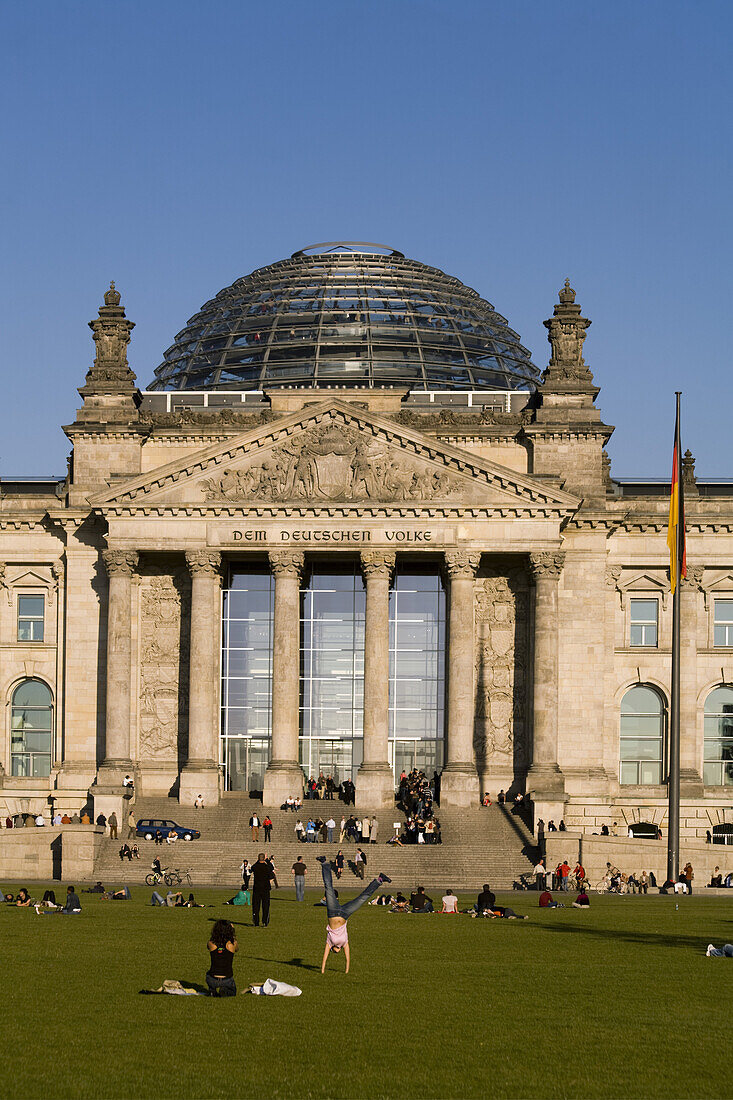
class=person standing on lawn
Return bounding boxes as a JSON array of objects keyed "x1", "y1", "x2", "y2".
[
  {"x1": 251, "y1": 852, "x2": 278, "y2": 926},
  {"x1": 292, "y1": 856, "x2": 307, "y2": 901},
  {"x1": 318, "y1": 856, "x2": 390, "y2": 974}
]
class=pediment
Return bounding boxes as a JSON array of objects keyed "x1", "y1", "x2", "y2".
[{"x1": 92, "y1": 400, "x2": 579, "y2": 514}]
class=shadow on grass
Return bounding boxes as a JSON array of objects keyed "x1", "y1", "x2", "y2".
[
  {"x1": 244, "y1": 955, "x2": 320, "y2": 972},
  {"x1": 534, "y1": 920, "x2": 705, "y2": 950}
]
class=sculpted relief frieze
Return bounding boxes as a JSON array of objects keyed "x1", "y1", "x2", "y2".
[
  {"x1": 200, "y1": 423, "x2": 464, "y2": 504},
  {"x1": 138, "y1": 566, "x2": 190, "y2": 762},
  {"x1": 474, "y1": 571, "x2": 529, "y2": 774}
]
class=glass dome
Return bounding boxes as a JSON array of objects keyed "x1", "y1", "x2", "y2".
[{"x1": 150, "y1": 243, "x2": 540, "y2": 392}]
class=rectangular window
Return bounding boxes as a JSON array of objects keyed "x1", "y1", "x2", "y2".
[
  {"x1": 17, "y1": 595, "x2": 44, "y2": 642},
  {"x1": 714, "y1": 600, "x2": 733, "y2": 647},
  {"x1": 630, "y1": 599, "x2": 658, "y2": 647}
]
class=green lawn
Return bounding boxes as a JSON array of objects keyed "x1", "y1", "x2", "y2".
[{"x1": 0, "y1": 882, "x2": 730, "y2": 1099}]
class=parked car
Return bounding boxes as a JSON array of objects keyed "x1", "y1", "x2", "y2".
[{"x1": 136, "y1": 818, "x2": 200, "y2": 842}]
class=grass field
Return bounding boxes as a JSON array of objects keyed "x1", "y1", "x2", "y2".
[{"x1": 1, "y1": 881, "x2": 731, "y2": 1099}]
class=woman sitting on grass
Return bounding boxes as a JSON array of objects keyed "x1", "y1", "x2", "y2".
[
  {"x1": 16, "y1": 888, "x2": 33, "y2": 907},
  {"x1": 206, "y1": 919, "x2": 238, "y2": 997},
  {"x1": 318, "y1": 856, "x2": 391, "y2": 974}
]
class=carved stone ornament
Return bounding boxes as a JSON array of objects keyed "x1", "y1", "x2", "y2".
[
  {"x1": 200, "y1": 422, "x2": 465, "y2": 504},
  {"x1": 185, "y1": 551, "x2": 222, "y2": 579},
  {"x1": 474, "y1": 572, "x2": 529, "y2": 769},
  {"x1": 102, "y1": 549, "x2": 139, "y2": 577},
  {"x1": 360, "y1": 550, "x2": 396, "y2": 580},
  {"x1": 528, "y1": 551, "x2": 565, "y2": 580},
  {"x1": 542, "y1": 280, "x2": 594, "y2": 386},
  {"x1": 268, "y1": 550, "x2": 305, "y2": 578},
  {"x1": 444, "y1": 551, "x2": 481, "y2": 579},
  {"x1": 139, "y1": 566, "x2": 190, "y2": 761},
  {"x1": 685, "y1": 564, "x2": 705, "y2": 591}
]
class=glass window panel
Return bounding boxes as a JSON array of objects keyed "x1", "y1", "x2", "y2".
[
  {"x1": 18, "y1": 595, "x2": 44, "y2": 618},
  {"x1": 639, "y1": 761, "x2": 661, "y2": 784},
  {"x1": 620, "y1": 737, "x2": 662, "y2": 761},
  {"x1": 630, "y1": 599, "x2": 658, "y2": 622},
  {"x1": 704, "y1": 762, "x2": 722, "y2": 786},
  {"x1": 620, "y1": 761, "x2": 639, "y2": 785},
  {"x1": 13, "y1": 680, "x2": 53, "y2": 707},
  {"x1": 620, "y1": 686, "x2": 663, "y2": 715},
  {"x1": 620, "y1": 714, "x2": 665, "y2": 736},
  {"x1": 704, "y1": 687, "x2": 733, "y2": 714},
  {"x1": 714, "y1": 600, "x2": 733, "y2": 623}
]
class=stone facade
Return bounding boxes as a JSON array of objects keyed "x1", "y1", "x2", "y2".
[{"x1": 0, "y1": 280, "x2": 732, "y2": 840}]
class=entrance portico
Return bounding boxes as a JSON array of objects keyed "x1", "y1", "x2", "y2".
[{"x1": 92, "y1": 399, "x2": 577, "y2": 809}]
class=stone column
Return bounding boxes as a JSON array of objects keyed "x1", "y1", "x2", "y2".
[
  {"x1": 179, "y1": 551, "x2": 222, "y2": 806},
  {"x1": 680, "y1": 566, "x2": 704, "y2": 795},
  {"x1": 100, "y1": 548, "x2": 138, "y2": 774},
  {"x1": 527, "y1": 552, "x2": 566, "y2": 804},
  {"x1": 262, "y1": 550, "x2": 305, "y2": 807},
  {"x1": 441, "y1": 551, "x2": 481, "y2": 807},
  {"x1": 356, "y1": 551, "x2": 395, "y2": 809}
]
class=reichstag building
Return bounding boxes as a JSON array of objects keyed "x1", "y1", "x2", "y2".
[{"x1": 2, "y1": 242, "x2": 732, "y2": 838}]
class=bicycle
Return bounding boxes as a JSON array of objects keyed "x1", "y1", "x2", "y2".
[
  {"x1": 164, "y1": 868, "x2": 193, "y2": 887},
  {"x1": 145, "y1": 869, "x2": 167, "y2": 887}
]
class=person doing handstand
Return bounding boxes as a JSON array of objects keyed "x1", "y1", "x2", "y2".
[{"x1": 317, "y1": 856, "x2": 390, "y2": 974}]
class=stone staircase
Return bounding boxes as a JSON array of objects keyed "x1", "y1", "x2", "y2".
[{"x1": 94, "y1": 797, "x2": 538, "y2": 891}]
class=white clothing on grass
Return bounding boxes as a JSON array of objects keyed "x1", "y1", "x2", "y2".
[{"x1": 249, "y1": 978, "x2": 302, "y2": 997}]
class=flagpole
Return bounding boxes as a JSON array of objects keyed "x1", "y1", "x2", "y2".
[{"x1": 667, "y1": 392, "x2": 683, "y2": 882}]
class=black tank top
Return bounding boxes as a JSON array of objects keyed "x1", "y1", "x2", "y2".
[{"x1": 209, "y1": 945, "x2": 233, "y2": 978}]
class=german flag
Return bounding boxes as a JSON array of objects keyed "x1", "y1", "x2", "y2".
[{"x1": 667, "y1": 397, "x2": 687, "y2": 593}]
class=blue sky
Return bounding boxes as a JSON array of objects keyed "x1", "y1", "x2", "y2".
[{"x1": 1, "y1": 0, "x2": 731, "y2": 477}]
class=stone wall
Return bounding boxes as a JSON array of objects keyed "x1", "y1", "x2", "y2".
[
  {"x1": 0, "y1": 826, "x2": 103, "y2": 882},
  {"x1": 545, "y1": 833, "x2": 733, "y2": 885}
]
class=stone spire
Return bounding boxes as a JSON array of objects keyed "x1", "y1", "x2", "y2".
[
  {"x1": 542, "y1": 279, "x2": 596, "y2": 395},
  {"x1": 682, "y1": 448, "x2": 699, "y2": 497},
  {"x1": 75, "y1": 283, "x2": 139, "y2": 424}
]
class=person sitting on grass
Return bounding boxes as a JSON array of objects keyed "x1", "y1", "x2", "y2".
[
  {"x1": 441, "y1": 889, "x2": 458, "y2": 913},
  {"x1": 318, "y1": 855, "x2": 391, "y2": 974},
  {"x1": 410, "y1": 886, "x2": 434, "y2": 913},
  {"x1": 16, "y1": 888, "x2": 33, "y2": 907},
  {"x1": 572, "y1": 889, "x2": 590, "y2": 908},
  {"x1": 225, "y1": 886, "x2": 250, "y2": 906},
  {"x1": 207, "y1": 919, "x2": 238, "y2": 997},
  {"x1": 476, "y1": 884, "x2": 496, "y2": 915},
  {"x1": 49, "y1": 886, "x2": 81, "y2": 914},
  {"x1": 539, "y1": 890, "x2": 558, "y2": 908}
]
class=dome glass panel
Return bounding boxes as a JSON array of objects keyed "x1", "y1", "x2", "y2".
[{"x1": 149, "y1": 243, "x2": 540, "y2": 392}]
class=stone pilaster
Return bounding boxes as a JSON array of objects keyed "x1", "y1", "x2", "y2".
[
  {"x1": 527, "y1": 552, "x2": 566, "y2": 806},
  {"x1": 179, "y1": 551, "x2": 222, "y2": 806},
  {"x1": 262, "y1": 550, "x2": 305, "y2": 808},
  {"x1": 99, "y1": 548, "x2": 138, "y2": 779},
  {"x1": 680, "y1": 565, "x2": 704, "y2": 795},
  {"x1": 441, "y1": 551, "x2": 481, "y2": 807},
  {"x1": 357, "y1": 551, "x2": 395, "y2": 809}
]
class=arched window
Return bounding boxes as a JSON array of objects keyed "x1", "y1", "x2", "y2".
[
  {"x1": 11, "y1": 679, "x2": 54, "y2": 778},
  {"x1": 620, "y1": 685, "x2": 665, "y2": 785},
  {"x1": 703, "y1": 687, "x2": 733, "y2": 787}
]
